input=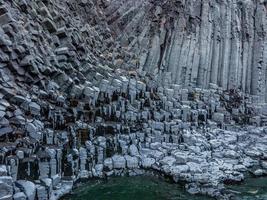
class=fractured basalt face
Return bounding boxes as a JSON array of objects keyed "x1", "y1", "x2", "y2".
[
  {"x1": 104, "y1": 0, "x2": 267, "y2": 102},
  {"x1": 0, "y1": 0, "x2": 267, "y2": 200}
]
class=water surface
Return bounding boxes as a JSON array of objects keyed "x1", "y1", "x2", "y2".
[
  {"x1": 65, "y1": 176, "x2": 267, "y2": 200},
  {"x1": 227, "y1": 176, "x2": 267, "y2": 200},
  {"x1": 64, "y1": 176, "x2": 211, "y2": 200}
]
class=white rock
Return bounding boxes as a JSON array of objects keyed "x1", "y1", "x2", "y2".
[
  {"x1": 13, "y1": 192, "x2": 26, "y2": 200},
  {"x1": 171, "y1": 165, "x2": 189, "y2": 175},
  {"x1": 104, "y1": 158, "x2": 113, "y2": 170},
  {"x1": 92, "y1": 164, "x2": 103, "y2": 177},
  {"x1": 36, "y1": 185, "x2": 48, "y2": 200},
  {"x1": 16, "y1": 180, "x2": 36, "y2": 200},
  {"x1": 128, "y1": 144, "x2": 140, "y2": 157},
  {"x1": 0, "y1": 165, "x2": 7, "y2": 176},
  {"x1": 253, "y1": 169, "x2": 266, "y2": 176},
  {"x1": 16, "y1": 151, "x2": 24, "y2": 159},
  {"x1": 187, "y1": 162, "x2": 202, "y2": 173},
  {"x1": 141, "y1": 157, "x2": 155, "y2": 168},
  {"x1": 125, "y1": 155, "x2": 139, "y2": 169},
  {"x1": 159, "y1": 156, "x2": 176, "y2": 166},
  {"x1": 112, "y1": 155, "x2": 126, "y2": 169},
  {"x1": 0, "y1": 182, "x2": 13, "y2": 199},
  {"x1": 172, "y1": 151, "x2": 187, "y2": 164}
]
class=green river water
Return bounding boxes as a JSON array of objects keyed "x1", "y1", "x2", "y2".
[{"x1": 63, "y1": 176, "x2": 267, "y2": 200}]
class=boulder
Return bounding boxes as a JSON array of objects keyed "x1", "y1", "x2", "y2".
[
  {"x1": 0, "y1": 165, "x2": 7, "y2": 176},
  {"x1": 16, "y1": 181, "x2": 36, "y2": 200},
  {"x1": 42, "y1": 18, "x2": 57, "y2": 33},
  {"x1": 124, "y1": 155, "x2": 139, "y2": 169},
  {"x1": 128, "y1": 144, "x2": 140, "y2": 157},
  {"x1": 28, "y1": 102, "x2": 40, "y2": 115},
  {"x1": 104, "y1": 158, "x2": 113, "y2": 171},
  {"x1": 13, "y1": 192, "x2": 26, "y2": 200},
  {"x1": 112, "y1": 155, "x2": 126, "y2": 169},
  {"x1": 141, "y1": 157, "x2": 155, "y2": 168},
  {"x1": 0, "y1": 181, "x2": 12, "y2": 199}
]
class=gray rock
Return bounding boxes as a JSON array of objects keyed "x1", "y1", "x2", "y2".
[
  {"x1": 42, "y1": 18, "x2": 57, "y2": 33},
  {"x1": 0, "y1": 110, "x2": 5, "y2": 119},
  {"x1": 13, "y1": 192, "x2": 26, "y2": 200},
  {"x1": 28, "y1": 102, "x2": 40, "y2": 115},
  {"x1": 0, "y1": 165, "x2": 7, "y2": 176},
  {"x1": 124, "y1": 155, "x2": 139, "y2": 169},
  {"x1": 128, "y1": 144, "x2": 140, "y2": 157},
  {"x1": 16, "y1": 180, "x2": 36, "y2": 200},
  {"x1": 112, "y1": 155, "x2": 126, "y2": 169},
  {"x1": 141, "y1": 157, "x2": 155, "y2": 168},
  {"x1": 0, "y1": 126, "x2": 13, "y2": 137}
]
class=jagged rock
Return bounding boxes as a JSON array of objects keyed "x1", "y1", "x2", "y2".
[
  {"x1": 28, "y1": 102, "x2": 40, "y2": 115},
  {"x1": 13, "y1": 192, "x2": 27, "y2": 200},
  {"x1": 42, "y1": 18, "x2": 57, "y2": 33},
  {"x1": 112, "y1": 155, "x2": 126, "y2": 169},
  {"x1": 141, "y1": 157, "x2": 155, "y2": 168},
  {"x1": 36, "y1": 185, "x2": 48, "y2": 200},
  {"x1": 128, "y1": 144, "x2": 140, "y2": 157},
  {"x1": 16, "y1": 181, "x2": 36, "y2": 200},
  {"x1": 0, "y1": 165, "x2": 7, "y2": 176},
  {"x1": 0, "y1": 177, "x2": 13, "y2": 200},
  {"x1": 0, "y1": 110, "x2": 5, "y2": 119},
  {"x1": 0, "y1": 0, "x2": 266, "y2": 199},
  {"x1": 92, "y1": 164, "x2": 103, "y2": 177},
  {"x1": 124, "y1": 155, "x2": 139, "y2": 169},
  {"x1": 0, "y1": 12, "x2": 13, "y2": 25},
  {"x1": 104, "y1": 158, "x2": 113, "y2": 171},
  {"x1": 0, "y1": 126, "x2": 13, "y2": 137}
]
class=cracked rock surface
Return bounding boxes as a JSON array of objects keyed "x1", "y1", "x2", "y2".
[{"x1": 0, "y1": 0, "x2": 267, "y2": 200}]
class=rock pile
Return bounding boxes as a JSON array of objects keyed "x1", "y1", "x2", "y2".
[{"x1": 1, "y1": 66, "x2": 267, "y2": 199}]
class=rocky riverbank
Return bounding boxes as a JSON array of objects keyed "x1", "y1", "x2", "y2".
[{"x1": 1, "y1": 65, "x2": 267, "y2": 200}]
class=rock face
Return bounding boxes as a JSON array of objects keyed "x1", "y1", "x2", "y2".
[
  {"x1": 104, "y1": 0, "x2": 267, "y2": 102},
  {"x1": 0, "y1": 0, "x2": 267, "y2": 200}
]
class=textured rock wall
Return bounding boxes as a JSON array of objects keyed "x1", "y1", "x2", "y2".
[
  {"x1": 105, "y1": 0, "x2": 267, "y2": 102},
  {"x1": 1, "y1": 1, "x2": 267, "y2": 199}
]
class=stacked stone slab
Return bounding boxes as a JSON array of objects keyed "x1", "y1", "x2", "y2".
[
  {"x1": 104, "y1": 0, "x2": 267, "y2": 102},
  {"x1": 0, "y1": 0, "x2": 267, "y2": 200}
]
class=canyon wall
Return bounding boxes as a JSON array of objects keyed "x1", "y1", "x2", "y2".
[
  {"x1": 105, "y1": 0, "x2": 267, "y2": 102},
  {"x1": 1, "y1": 1, "x2": 267, "y2": 200}
]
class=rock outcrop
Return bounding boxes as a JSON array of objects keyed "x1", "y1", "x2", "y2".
[
  {"x1": 105, "y1": 0, "x2": 267, "y2": 102},
  {"x1": 0, "y1": 0, "x2": 267, "y2": 200}
]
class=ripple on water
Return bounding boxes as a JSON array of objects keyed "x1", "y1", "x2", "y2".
[
  {"x1": 64, "y1": 176, "x2": 267, "y2": 200},
  {"x1": 64, "y1": 176, "x2": 212, "y2": 200},
  {"x1": 227, "y1": 176, "x2": 267, "y2": 200}
]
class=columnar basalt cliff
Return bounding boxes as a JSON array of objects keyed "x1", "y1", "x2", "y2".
[
  {"x1": 105, "y1": 0, "x2": 267, "y2": 102},
  {"x1": 0, "y1": 0, "x2": 267, "y2": 200}
]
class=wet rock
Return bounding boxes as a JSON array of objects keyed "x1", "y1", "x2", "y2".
[
  {"x1": 141, "y1": 157, "x2": 155, "y2": 168},
  {"x1": 16, "y1": 180, "x2": 36, "y2": 200},
  {"x1": 0, "y1": 165, "x2": 7, "y2": 176},
  {"x1": 92, "y1": 164, "x2": 104, "y2": 177},
  {"x1": 125, "y1": 155, "x2": 139, "y2": 169},
  {"x1": 112, "y1": 155, "x2": 126, "y2": 169},
  {"x1": 13, "y1": 192, "x2": 27, "y2": 200},
  {"x1": 0, "y1": 181, "x2": 13, "y2": 200},
  {"x1": 104, "y1": 158, "x2": 113, "y2": 171}
]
